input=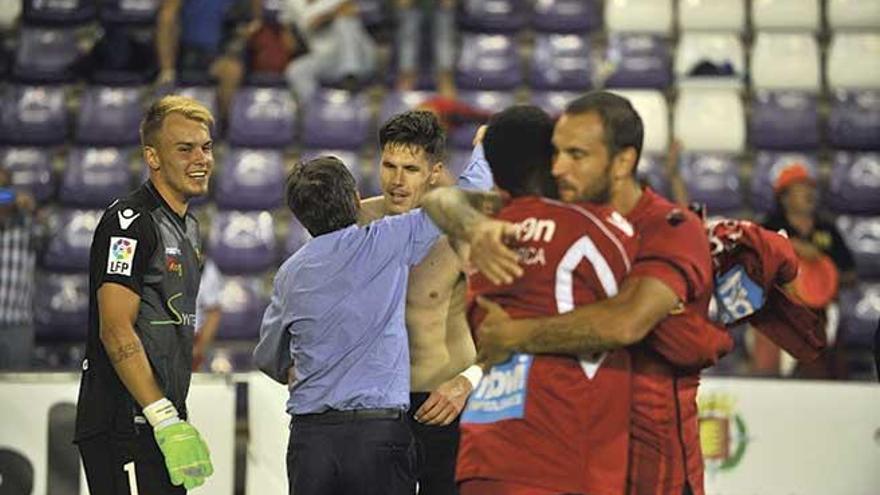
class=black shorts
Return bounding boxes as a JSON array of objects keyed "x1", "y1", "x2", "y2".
[
  {"x1": 78, "y1": 429, "x2": 184, "y2": 495},
  {"x1": 408, "y1": 392, "x2": 460, "y2": 495}
]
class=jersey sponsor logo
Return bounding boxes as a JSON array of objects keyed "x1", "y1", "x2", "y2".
[
  {"x1": 714, "y1": 265, "x2": 764, "y2": 324},
  {"x1": 117, "y1": 208, "x2": 140, "y2": 230},
  {"x1": 516, "y1": 246, "x2": 547, "y2": 266},
  {"x1": 107, "y1": 237, "x2": 137, "y2": 276},
  {"x1": 461, "y1": 354, "x2": 533, "y2": 424},
  {"x1": 513, "y1": 217, "x2": 556, "y2": 243},
  {"x1": 166, "y1": 254, "x2": 183, "y2": 277},
  {"x1": 150, "y1": 292, "x2": 197, "y2": 327}
]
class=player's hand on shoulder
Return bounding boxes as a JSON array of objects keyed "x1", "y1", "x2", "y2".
[
  {"x1": 470, "y1": 219, "x2": 523, "y2": 285},
  {"x1": 414, "y1": 374, "x2": 474, "y2": 426}
]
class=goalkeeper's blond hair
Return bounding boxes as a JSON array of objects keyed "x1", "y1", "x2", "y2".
[{"x1": 139, "y1": 95, "x2": 214, "y2": 147}]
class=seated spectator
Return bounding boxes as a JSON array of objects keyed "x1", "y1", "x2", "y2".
[
  {"x1": 281, "y1": 0, "x2": 377, "y2": 103},
  {"x1": 156, "y1": 0, "x2": 263, "y2": 120},
  {"x1": 395, "y1": 0, "x2": 456, "y2": 96}
]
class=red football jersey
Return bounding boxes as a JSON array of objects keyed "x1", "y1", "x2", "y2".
[{"x1": 458, "y1": 196, "x2": 638, "y2": 495}]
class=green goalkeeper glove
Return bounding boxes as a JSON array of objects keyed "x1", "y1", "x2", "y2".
[{"x1": 144, "y1": 398, "x2": 214, "y2": 490}]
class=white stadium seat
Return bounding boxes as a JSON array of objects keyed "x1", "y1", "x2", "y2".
[
  {"x1": 675, "y1": 32, "x2": 745, "y2": 88},
  {"x1": 752, "y1": 0, "x2": 820, "y2": 32},
  {"x1": 610, "y1": 89, "x2": 669, "y2": 154},
  {"x1": 674, "y1": 88, "x2": 745, "y2": 153},
  {"x1": 828, "y1": 0, "x2": 880, "y2": 30},
  {"x1": 827, "y1": 33, "x2": 880, "y2": 90},
  {"x1": 605, "y1": 0, "x2": 673, "y2": 35},
  {"x1": 679, "y1": 0, "x2": 746, "y2": 33},
  {"x1": 751, "y1": 33, "x2": 822, "y2": 91}
]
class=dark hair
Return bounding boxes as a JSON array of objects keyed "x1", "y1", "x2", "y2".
[
  {"x1": 483, "y1": 105, "x2": 556, "y2": 197},
  {"x1": 378, "y1": 110, "x2": 446, "y2": 163},
  {"x1": 565, "y1": 91, "x2": 644, "y2": 172},
  {"x1": 285, "y1": 156, "x2": 359, "y2": 236}
]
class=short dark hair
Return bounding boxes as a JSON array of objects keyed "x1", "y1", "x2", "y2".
[
  {"x1": 286, "y1": 156, "x2": 359, "y2": 237},
  {"x1": 378, "y1": 110, "x2": 446, "y2": 163},
  {"x1": 483, "y1": 105, "x2": 556, "y2": 197},
  {"x1": 565, "y1": 91, "x2": 644, "y2": 172}
]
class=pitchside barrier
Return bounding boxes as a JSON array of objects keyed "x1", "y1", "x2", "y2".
[{"x1": 2, "y1": 373, "x2": 878, "y2": 495}]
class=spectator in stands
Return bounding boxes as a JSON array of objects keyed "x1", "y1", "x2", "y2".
[
  {"x1": 0, "y1": 168, "x2": 39, "y2": 370},
  {"x1": 281, "y1": 0, "x2": 377, "y2": 104},
  {"x1": 395, "y1": 0, "x2": 456, "y2": 97},
  {"x1": 156, "y1": 0, "x2": 263, "y2": 121},
  {"x1": 193, "y1": 259, "x2": 224, "y2": 371},
  {"x1": 757, "y1": 163, "x2": 857, "y2": 378}
]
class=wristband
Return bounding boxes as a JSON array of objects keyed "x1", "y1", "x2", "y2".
[
  {"x1": 460, "y1": 364, "x2": 484, "y2": 389},
  {"x1": 143, "y1": 397, "x2": 181, "y2": 430}
]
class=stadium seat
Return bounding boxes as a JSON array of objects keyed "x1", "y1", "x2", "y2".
[
  {"x1": 751, "y1": 33, "x2": 821, "y2": 92},
  {"x1": 12, "y1": 28, "x2": 80, "y2": 83},
  {"x1": 678, "y1": 0, "x2": 745, "y2": 32},
  {"x1": 458, "y1": 0, "x2": 528, "y2": 33},
  {"x1": 34, "y1": 272, "x2": 89, "y2": 343},
  {"x1": 609, "y1": 90, "x2": 668, "y2": 154},
  {"x1": 22, "y1": 0, "x2": 96, "y2": 25},
  {"x1": 836, "y1": 216, "x2": 880, "y2": 278},
  {"x1": 604, "y1": 34, "x2": 673, "y2": 89},
  {"x1": 74, "y1": 86, "x2": 143, "y2": 146},
  {"x1": 283, "y1": 218, "x2": 312, "y2": 259},
  {"x1": 356, "y1": 0, "x2": 385, "y2": 29},
  {"x1": 827, "y1": 152, "x2": 880, "y2": 215},
  {"x1": 59, "y1": 147, "x2": 133, "y2": 208},
  {"x1": 530, "y1": 90, "x2": 580, "y2": 118},
  {"x1": 299, "y1": 148, "x2": 381, "y2": 197},
  {"x1": 838, "y1": 281, "x2": 880, "y2": 348},
  {"x1": 227, "y1": 87, "x2": 297, "y2": 148},
  {"x1": 827, "y1": 33, "x2": 880, "y2": 90},
  {"x1": 301, "y1": 89, "x2": 371, "y2": 150},
  {"x1": 0, "y1": 147, "x2": 56, "y2": 202},
  {"x1": 209, "y1": 210, "x2": 278, "y2": 275},
  {"x1": 675, "y1": 33, "x2": 744, "y2": 88},
  {"x1": 448, "y1": 91, "x2": 514, "y2": 148},
  {"x1": 605, "y1": 0, "x2": 672, "y2": 35},
  {"x1": 172, "y1": 86, "x2": 219, "y2": 126},
  {"x1": 679, "y1": 153, "x2": 743, "y2": 213},
  {"x1": 0, "y1": 85, "x2": 68, "y2": 146},
  {"x1": 828, "y1": 0, "x2": 880, "y2": 30},
  {"x1": 42, "y1": 209, "x2": 103, "y2": 272},
  {"x1": 751, "y1": 0, "x2": 820, "y2": 31},
  {"x1": 828, "y1": 90, "x2": 880, "y2": 150},
  {"x1": 529, "y1": 34, "x2": 592, "y2": 91},
  {"x1": 215, "y1": 149, "x2": 285, "y2": 211},
  {"x1": 378, "y1": 90, "x2": 433, "y2": 125},
  {"x1": 750, "y1": 91, "x2": 820, "y2": 150},
  {"x1": 216, "y1": 275, "x2": 271, "y2": 340},
  {"x1": 674, "y1": 88, "x2": 745, "y2": 153},
  {"x1": 456, "y1": 33, "x2": 522, "y2": 91},
  {"x1": 750, "y1": 151, "x2": 819, "y2": 213},
  {"x1": 0, "y1": 0, "x2": 22, "y2": 30},
  {"x1": 532, "y1": 0, "x2": 601, "y2": 33},
  {"x1": 99, "y1": 0, "x2": 159, "y2": 25}
]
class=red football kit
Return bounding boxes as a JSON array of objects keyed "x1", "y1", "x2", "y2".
[{"x1": 458, "y1": 196, "x2": 639, "y2": 495}]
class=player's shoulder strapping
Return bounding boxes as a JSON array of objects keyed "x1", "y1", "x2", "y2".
[{"x1": 539, "y1": 198, "x2": 634, "y2": 270}]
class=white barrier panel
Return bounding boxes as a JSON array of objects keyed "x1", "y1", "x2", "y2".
[
  {"x1": 246, "y1": 373, "x2": 290, "y2": 495},
  {"x1": 0, "y1": 373, "x2": 236, "y2": 495}
]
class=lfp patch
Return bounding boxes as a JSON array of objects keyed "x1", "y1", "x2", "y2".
[
  {"x1": 461, "y1": 354, "x2": 533, "y2": 424},
  {"x1": 107, "y1": 236, "x2": 137, "y2": 276},
  {"x1": 714, "y1": 265, "x2": 764, "y2": 325}
]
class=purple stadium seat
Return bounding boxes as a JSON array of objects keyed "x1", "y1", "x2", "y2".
[
  {"x1": 0, "y1": 86, "x2": 68, "y2": 146},
  {"x1": 99, "y1": 0, "x2": 158, "y2": 24},
  {"x1": 378, "y1": 90, "x2": 433, "y2": 126},
  {"x1": 751, "y1": 152, "x2": 819, "y2": 213},
  {"x1": 839, "y1": 281, "x2": 880, "y2": 348},
  {"x1": 171, "y1": 86, "x2": 219, "y2": 127},
  {"x1": 532, "y1": 0, "x2": 601, "y2": 33},
  {"x1": 23, "y1": 0, "x2": 95, "y2": 25},
  {"x1": 227, "y1": 87, "x2": 297, "y2": 148},
  {"x1": 59, "y1": 147, "x2": 133, "y2": 208},
  {"x1": 216, "y1": 275, "x2": 270, "y2": 340},
  {"x1": 837, "y1": 216, "x2": 880, "y2": 278},
  {"x1": 679, "y1": 153, "x2": 743, "y2": 213},
  {"x1": 828, "y1": 90, "x2": 880, "y2": 151},
  {"x1": 449, "y1": 91, "x2": 514, "y2": 148},
  {"x1": 529, "y1": 34, "x2": 591, "y2": 91},
  {"x1": 0, "y1": 147, "x2": 56, "y2": 202},
  {"x1": 13, "y1": 28, "x2": 81, "y2": 83},
  {"x1": 283, "y1": 218, "x2": 312, "y2": 258},
  {"x1": 637, "y1": 154, "x2": 668, "y2": 197},
  {"x1": 750, "y1": 91, "x2": 820, "y2": 150},
  {"x1": 456, "y1": 33, "x2": 522, "y2": 91},
  {"x1": 42, "y1": 209, "x2": 103, "y2": 272},
  {"x1": 458, "y1": 0, "x2": 528, "y2": 33},
  {"x1": 299, "y1": 149, "x2": 380, "y2": 197},
  {"x1": 215, "y1": 149, "x2": 285, "y2": 210},
  {"x1": 75, "y1": 86, "x2": 143, "y2": 146},
  {"x1": 827, "y1": 152, "x2": 880, "y2": 215},
  {"x1": 34, "y1": 272, "x2": 89, "y2": 343},
  {"x1": 301, "y1": 89, "x2": 371, "y2": 150},
  {"x1": 209, "y1": 210, "x2": 277, "y2": 274},
  {"x1": 604, "y1": 34, "x2": 672, "y2": 89},
  {"x1": 530, "y1": 90, "x2": 579, "y2": 118},
  {"x1": 357, "y1": 0, "x2": 386, "y2": 28}
]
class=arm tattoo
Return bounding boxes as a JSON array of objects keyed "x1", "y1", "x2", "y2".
[
  {"x1": 423, "y1": 188, "x2": 487, "y2": 241},
  {"x1": 110, "y1": 341, "x2": 143, "y2": 364},
  {"x1": 518, "y1": 320, "x2": 620, "y2": 356}
]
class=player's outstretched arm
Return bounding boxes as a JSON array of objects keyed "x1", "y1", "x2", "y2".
[
  {"x1": 98, "y1": 283, "x2": 213, "y2": 489},
  {"x1": 475, "y1": 276, "x2": 681, "y2": 364}
]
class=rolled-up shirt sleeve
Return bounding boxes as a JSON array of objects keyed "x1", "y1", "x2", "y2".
[{"x1": 253, "y1": 270, "x2": 293, "y2": 384}]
